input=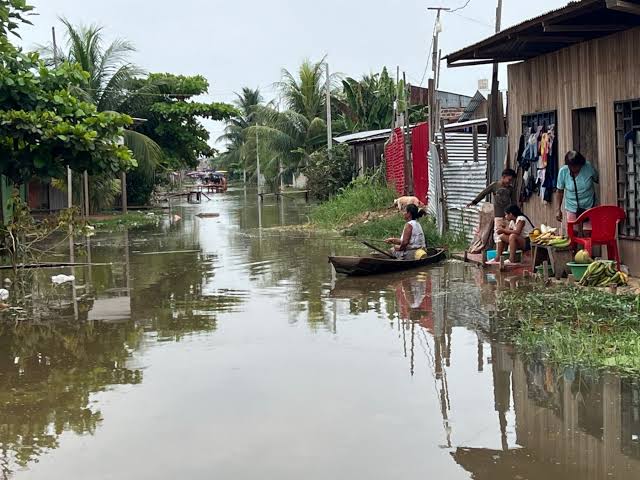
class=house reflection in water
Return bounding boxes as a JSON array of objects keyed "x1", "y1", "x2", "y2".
[{"x1": 332, "y1": 262, "x2": 640, "y2": 478}]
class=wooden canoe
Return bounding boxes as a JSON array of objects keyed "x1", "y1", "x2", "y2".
[{"x1": 329, "y1": 248, "x2": 446, "y2": 276}]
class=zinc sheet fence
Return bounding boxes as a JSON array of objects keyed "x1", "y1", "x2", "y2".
[{"x1": 429, "y1": 132, "x2": 488, "y2": 241}]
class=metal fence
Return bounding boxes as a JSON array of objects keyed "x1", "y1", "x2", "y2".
[{"x1": 429, "y1": 132, "x2": 489, "y2": 241}]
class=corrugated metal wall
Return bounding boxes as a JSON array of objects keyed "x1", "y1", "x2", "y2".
[
  {"x1": 49, "y1": 184, "x2": 68, "y2": 211},
  {"x1": 429, "y1": 132, "x2": 488, "y2": 241}
]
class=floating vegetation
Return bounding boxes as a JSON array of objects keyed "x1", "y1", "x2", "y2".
[{"x1": 497, "y1": 285, "x2": 640, "y2": 374}]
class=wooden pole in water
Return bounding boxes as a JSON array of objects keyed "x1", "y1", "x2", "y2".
[
  {"x1": 256, "y1": 126, "x2": 262, "y2": 198},
  {"x1": 121, "y1": 171, "x2": 128, "y2": 214},
  {"x1": 325, "y1": 62, "x2": 332, "y2": 151},
  {"x1": 83, "y1": 170, "x2": 89, "y2": 217},
  {"x1": 53, "y1": 26, "x2": 74, "y2": 211}
]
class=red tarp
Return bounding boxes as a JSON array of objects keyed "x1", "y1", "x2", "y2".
[
  {"x1": 384, "y1": 128, "x2": 406, "y2": 196},
  {"x1": 411, "y1": 122, "x2": 429, "y2": 205}
]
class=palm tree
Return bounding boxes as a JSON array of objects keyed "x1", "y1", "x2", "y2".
[
  {"x1": 277, "y1": 59, "x2": 328, "y2": 122},
  {"x1": 217, "y1": 87, "x2": 264, "y2": 182},
  {"x1": 246, "y1": 59, "x2": 337, "y2": 187},
  {"x1": 42, "y1": 19, "x2": 162, "y2": 210}
]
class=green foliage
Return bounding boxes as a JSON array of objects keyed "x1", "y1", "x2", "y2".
[
  {"x1": 497, "y1": 286, "x2": 640, "y2": 374},
  {"x1": 0, "y1": 0, "x2": 33, "y2": 47},
  {"x1": 215, "y1": 88, "x2": 264, "y2": 180},
  {"x1": 150, "y1": 100, "x2": 236, "y2": 119},
  {"x1": 128, "y1": 73, "x2": 237, "y2": 169},
  {"x1": 90, "y1": 211, "x2": 160, "y2": 231},
  {"x1": 339, "y1": 67, "x2": 396, "y2": 132},
  {"x1": 125, "y1": 168, "x2": 156, "y2": 206},
  {"x1": 310, "y1": 179, "x2": 396, "y2": 227},
  {"x1": 0, "y1": 49, "x2": 135, "y2": 185},
  {"x1": 41, "y1": 20, "x2": 162, "y2": 187},
  {"x1": 0, "y1": 190, "x2": 83, "y2": 269},
  {"x1": 277, "y1": 58, "x2": 332, "y2": 122},
  {"x1": 303, "y1": 144, "x2": 353, "y2": 201}
]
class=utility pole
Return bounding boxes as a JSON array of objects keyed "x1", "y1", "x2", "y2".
[
  {"x1": 325, "y1": 62, "x2": 332, "y2": 151},
  {"x1": 53, "y1": 26, "x2": 74, "y2": 211},
  {"x1": 428, "y1": 7, "x2": 449, "y2": 86},
  {"x1": 489, "y1": 0, "x2": 504, "y2": 142}
]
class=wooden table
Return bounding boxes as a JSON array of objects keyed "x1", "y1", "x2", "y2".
[{"x1": 531, "y1": 244, "x2": 574, "y2": 279}]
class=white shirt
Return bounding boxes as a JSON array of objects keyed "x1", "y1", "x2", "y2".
[
  {"x1": 509, "y1": 215, "x2": 533, "y2": 238},
  {"x1": 407, "y1": 220, "x2": 426, "y2": 249}
]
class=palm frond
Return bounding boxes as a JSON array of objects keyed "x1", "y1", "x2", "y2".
[
  {"x1": 98, "y1": 64, "x2": 145, "y2": 112},
  {"x1": 123, "y1": 130, "x2": 163, "y2": 179}
]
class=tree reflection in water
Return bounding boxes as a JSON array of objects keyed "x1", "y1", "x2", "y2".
[{"x1": 0, "y1": 220, "x2": 247, "y2": 477}]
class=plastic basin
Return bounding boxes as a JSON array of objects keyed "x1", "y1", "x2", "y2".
[{"x1": 566, "y1": 262, "x2": 589, "y2": 281}]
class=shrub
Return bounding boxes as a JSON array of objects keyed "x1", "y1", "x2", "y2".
[{"x1": 303, "y1": 144, "x2": 354, "y2": 201}]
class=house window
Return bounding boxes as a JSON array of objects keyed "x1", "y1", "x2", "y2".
[
  {"x1": 521, "y1": 111, "x2": 557, "y2": 136},
  {"x1": 614, "y1": 99, "x2": 640, "y2": 238}
]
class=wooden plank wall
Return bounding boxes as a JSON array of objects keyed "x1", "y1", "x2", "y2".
[{"x1": 507, "y1": 27, "x2": 640, "y2": 272}]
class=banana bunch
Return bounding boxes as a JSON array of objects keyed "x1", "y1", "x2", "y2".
[
  {"x1": 532, "y1": 233, "x2": 570, "y2": 247},
  {"x1": 579, "y1": 261, "x2": 628, "y2": 287}
]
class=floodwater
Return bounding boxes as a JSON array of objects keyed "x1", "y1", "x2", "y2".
[{"x1": 1, "y1": 188, "x2": 639, "y2": 480}]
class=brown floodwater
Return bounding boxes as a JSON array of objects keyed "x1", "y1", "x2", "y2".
[{"x1": 1, "y1": 187, "x2": 639, "y2": 479}]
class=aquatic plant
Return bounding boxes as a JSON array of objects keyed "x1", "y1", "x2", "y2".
[{"x1": 497, "y1": 285, "x2": 640, "y2": 374}]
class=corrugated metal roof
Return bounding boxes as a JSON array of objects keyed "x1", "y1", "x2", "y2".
[
  {"x1": 333, "y1": 128, "x2": 391, "y2": 144},
  {"x1": 443, "y1": 118, "x2": 488, "y2": 131},
  {"x1": 458, "y1": 91, "x2": 486, "y2": 122},
  {"x1": 446, "y1": 0, "x2": 640, "y2": 66}
]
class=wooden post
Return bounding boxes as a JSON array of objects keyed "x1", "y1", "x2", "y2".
[
  {"x1": 121, "y1": 171, "x2": 128, "y2": 214},
  {"x1": 83, "y1": 171, "x2": 89, "y2": 217},
  {"x1": 472, "y1": 125, "x2": 479, "y2": 162},
  {"x1": 403, "y1": 73, "x2": 414, "y2": 195},
  {"x1": 543, "y1": 261, "x2": 549, "y2": 282},
  {"x1": 440, "y1": 118, "x2": 448, "y2": 163}
]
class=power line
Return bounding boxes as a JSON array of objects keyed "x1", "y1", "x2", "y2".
[
  {"x1": 449, "y1": 0, "x2": 472, "y2": 13},
  {"x1": 451, "y1": 11, "x2": 494, "y2": 29},
  {"x1": 419, "y1": 15, "x2": 439, "y2": 87}
]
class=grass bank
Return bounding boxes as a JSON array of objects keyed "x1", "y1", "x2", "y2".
[
  {"x1": 309, "y1": 182, "x2": 467, "y2": 250},
  {"x1": 497, "y1": 285, "x2": 640, "y2": 374}
]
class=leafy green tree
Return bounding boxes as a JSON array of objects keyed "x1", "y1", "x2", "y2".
[
  {"x1": 0, "y1": 51, "x2": 135, "y2": 185},
  {"x1": 129, "y1": 73, "x2": 237, "y2": 170},
  {"x1": 303, "y1": 143, "x2": 353, "y2": 201},
  {"x1": 42, "y1": 19, "x2": 163, "y2": 180}
]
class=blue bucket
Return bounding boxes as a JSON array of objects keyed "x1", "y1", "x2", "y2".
[{"x1": 487, "y1": 250, "x2": 497, "y2": 261}]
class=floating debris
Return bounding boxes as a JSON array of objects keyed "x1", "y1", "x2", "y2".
[{"x1": 51, "y1": 275, "x2": 75, "y2": 285}]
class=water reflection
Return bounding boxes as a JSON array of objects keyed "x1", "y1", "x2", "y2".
[
  {"x1": 0, "y1": 188, "x2": 639, "y2": 478},
  {"x1": 331, "y1": 264, "x2": 640, "y2": 479}
]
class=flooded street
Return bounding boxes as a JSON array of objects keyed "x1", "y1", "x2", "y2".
[{"x1": 1, "y1": 188, "x2": 640, "y2": 479}]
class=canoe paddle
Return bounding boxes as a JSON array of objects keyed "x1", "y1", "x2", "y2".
[{"x1": 362, "y1": 241, "x2": 395, "y2": 259}]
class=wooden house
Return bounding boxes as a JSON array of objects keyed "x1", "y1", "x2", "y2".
[{"x1": 447, "y1": 0, "x2": 640, "y2": 273}]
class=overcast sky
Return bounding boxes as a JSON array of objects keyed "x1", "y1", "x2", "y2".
[{"x1": 19, "y1": 0, "x2": 566, "y2": 148}]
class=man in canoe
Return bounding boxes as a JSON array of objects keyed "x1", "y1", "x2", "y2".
[{"x1": 384, "y1": 204, "x2": 427, "y2": 260}]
